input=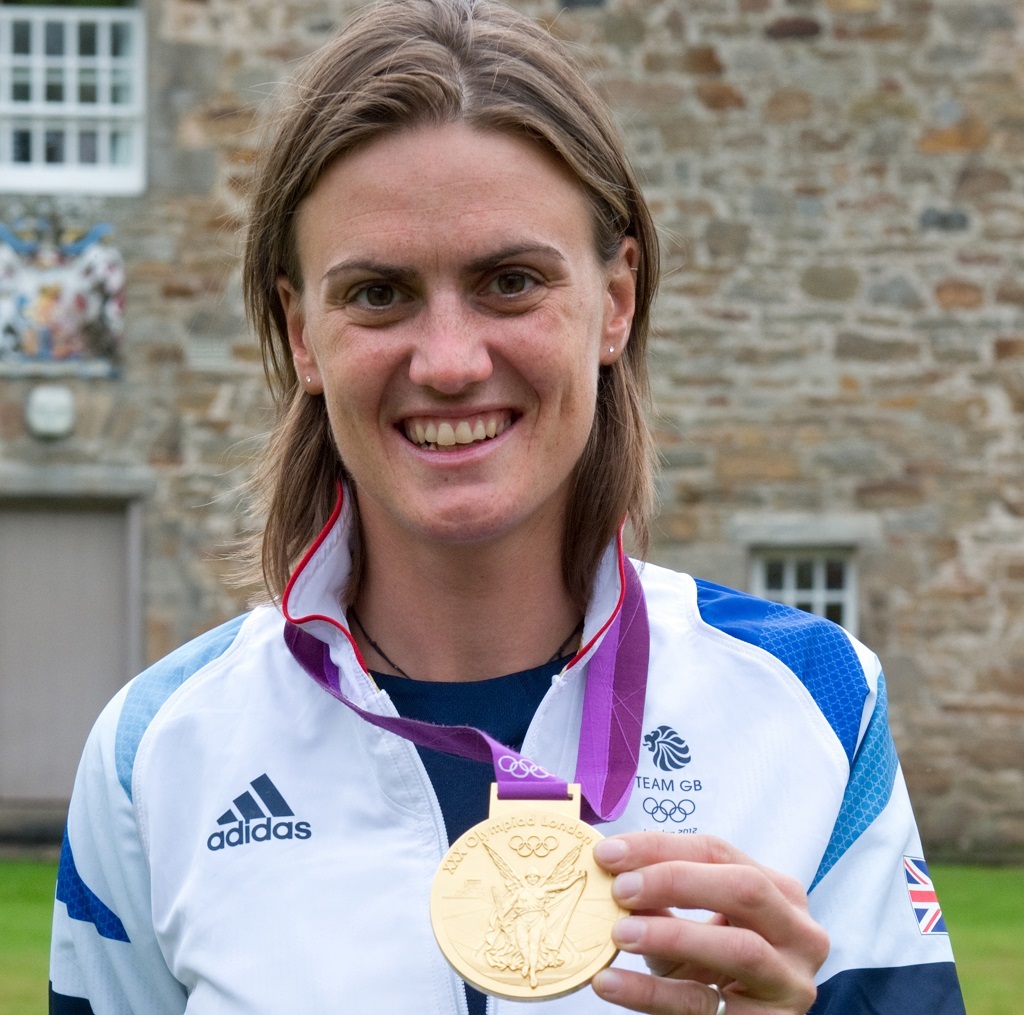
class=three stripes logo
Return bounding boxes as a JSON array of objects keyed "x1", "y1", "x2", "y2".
[{"x1": 207, "y1": 773, "x2": 312, "y2": 852}]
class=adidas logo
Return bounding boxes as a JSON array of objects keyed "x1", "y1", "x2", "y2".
[{"x1": 206, "y1": 773, "x2": 312, "y2": 852}]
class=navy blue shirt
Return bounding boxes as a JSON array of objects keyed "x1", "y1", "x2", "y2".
[{"x1": 374, "y1": 656, "x2": 568, "y2": 1015}]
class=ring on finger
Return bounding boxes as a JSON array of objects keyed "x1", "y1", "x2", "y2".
[{"x1": 707, "y1": 982, "x2": 726, "y2": 1015}]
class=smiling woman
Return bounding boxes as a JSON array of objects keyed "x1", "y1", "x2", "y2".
[
  {"x1": 243, "y1": 43, "x2": 659, "y2": 624},
  {"x1": 273, "y1": 123, "x2": 639, "y2": 667},
  {"x1": 50, "y1": 3, "x2": 965, "y2": 1015}
]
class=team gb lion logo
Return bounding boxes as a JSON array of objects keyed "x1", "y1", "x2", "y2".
[{"x1": 642, "y1": 726, "x2": 692, "y2": 771}]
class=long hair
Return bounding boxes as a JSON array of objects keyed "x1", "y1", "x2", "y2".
[{"x1": 242, "y1": 0, "x2": 659, "y2": 607}]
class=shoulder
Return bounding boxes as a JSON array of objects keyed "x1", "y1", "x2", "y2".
[
  {"x1": 96, "y1": 610, "x2": 272, "y2": 802},
  {"x1": 637, "y1": 563, "x2": 877, "y2": 764}
]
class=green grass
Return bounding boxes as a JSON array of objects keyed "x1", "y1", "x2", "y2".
[
  {"x1": 933, "y1": 863, "x2": 1024, "y2": 1015},
  {"x1": 0, "y1": 860, "x2": 55, "y2": 1015},
  {"x1": 0, "y1": 860, "x2": 1020, "y2": 1014}
]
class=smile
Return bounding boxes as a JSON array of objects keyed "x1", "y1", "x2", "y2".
[{"x1": 402, "y1": 412, "x2": 514, "y2": 451}]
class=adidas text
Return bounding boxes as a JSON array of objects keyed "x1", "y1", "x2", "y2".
[{"x1": 208, "y1": 818, "x2": 312, "y2": 851}]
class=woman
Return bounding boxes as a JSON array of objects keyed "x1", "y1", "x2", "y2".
[{"x1": 50, "y1": 2, "x2": 964, "y2": 1013}]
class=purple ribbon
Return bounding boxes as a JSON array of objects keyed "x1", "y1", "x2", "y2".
[{"x1": 284, "y1": 557, "x2": 649, "y2": 824}]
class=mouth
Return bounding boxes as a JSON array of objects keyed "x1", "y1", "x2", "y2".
[{"x1": 402, "y1": 411, "x2": 515, "y2": 452}]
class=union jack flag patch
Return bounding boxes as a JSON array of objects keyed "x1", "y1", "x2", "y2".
[{"x1": 903, "y1": 856, "x2": 948, "y2": 935}]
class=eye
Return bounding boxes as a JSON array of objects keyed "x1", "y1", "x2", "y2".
[
  {"x1": 490, "y1": 271, "x2": 536, "y2": 297},
  {"x1": 353, "y1": 282, "x2": 399, "y2": 308}
]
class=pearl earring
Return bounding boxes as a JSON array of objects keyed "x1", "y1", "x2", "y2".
[
  {"x1": 305, "y1": 376, "x2": 312, "y2": 384},
  {"x1": 608, "y1": 347, "x2": 614, "y2": 354}
]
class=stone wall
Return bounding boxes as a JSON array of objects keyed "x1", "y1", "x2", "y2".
[{"x1": 1, "y1": 0, "x2": 1021, "y2": 859}]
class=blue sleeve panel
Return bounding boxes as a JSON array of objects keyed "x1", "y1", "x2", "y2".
[
  {"x1": 694, "y1": 580, "x2": 867, "y2": 764},
  {"x1": 809, "y1": 671, "x2": 898, "y2": 890},
  {"x1": 114, "y1": 613, "x2": 248, "y2": 801},
  {"x1": 55, "y1": 828, "x2": 129, "y2": 943},
  {"x1": 49, "y1": 985, "x2": 96, "y2": 1015},
  {"x1": 810, "y1": 961, "x2": 966, "y2": 1014}
]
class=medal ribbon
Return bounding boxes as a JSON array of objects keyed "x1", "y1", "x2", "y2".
[{"x1": 284, "y1": 557, "x2": 649, "y2": 823}]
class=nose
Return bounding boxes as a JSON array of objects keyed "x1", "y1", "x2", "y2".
[{"x1": 407, "y1": 295, "x2": 493, "y2": 395}]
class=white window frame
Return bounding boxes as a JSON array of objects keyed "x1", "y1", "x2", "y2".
[
  {"x1": 0, "y1": 5, "x2": 145, "y2": 195},
  {"x1": 749, "y1": 547, "x2": 859, "y2": 634}
]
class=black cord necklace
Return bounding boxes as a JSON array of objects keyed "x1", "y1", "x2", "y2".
[
  {"x1": 348, "y1": 608, "x2": 585, "y2": 679},
  {"x1": 349, "y1": 607, "x2": 410, "y2": 677}
]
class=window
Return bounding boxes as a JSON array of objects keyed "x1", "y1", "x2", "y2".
[
  {"x1": 750, "y1": 548, "x2": 858, "y2": 633},
  {"x1": 0, "y1": 3, "x2": 145, "y2": 194}
]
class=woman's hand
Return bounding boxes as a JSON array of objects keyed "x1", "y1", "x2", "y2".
[{"x1": 591, "y1": 833, "x2": 829, "y2": 1015}]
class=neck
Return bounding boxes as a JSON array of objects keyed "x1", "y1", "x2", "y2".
[{"x1": 350, "y1": 518, "x2": 582, "y2": 683}]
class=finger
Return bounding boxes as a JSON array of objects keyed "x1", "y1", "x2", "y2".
[
  {"x1": 642, "y1": 912, "x2": 727, "y2": 980},
  {"x1": 609, "y1": 861, "x2": 819, "y2": 950},
  {"x1": 613, "y1": 914, "x2": 797, "y2": 1000},
  {"x1": 592, "y1": 967, "x2": 729, "y2": 1015},
  {"x1": 595, "y1": 834, "x2": 808, "y2": 908}
]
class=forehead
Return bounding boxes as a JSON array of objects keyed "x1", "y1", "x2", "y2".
[{"x1": 292, "y1": 123, "x2": 599, "y2": 279}]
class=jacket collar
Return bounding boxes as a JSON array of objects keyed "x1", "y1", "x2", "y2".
[{"x1": 280, "y1": 483, "x2": 630, "y2": 679}]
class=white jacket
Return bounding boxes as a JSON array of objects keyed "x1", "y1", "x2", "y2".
[{"x1": 51, "y1": 494, "x2": 963, "y2": 1013}]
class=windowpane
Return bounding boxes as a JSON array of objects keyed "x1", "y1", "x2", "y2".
[
  {"x1": 752, "y1": 548, "x2": 857, "y2": 635},
  {"x1": 44, "y1": 21, "x2": 64, "y2": 58},
  {"x1": 78, "y1": 69, "x2": 98, "y2": 104},
  {"x1": 45, "y1": 68, "x2": 64, "y2": 103},
  {"x1": 78, "y1": 129, "x2": 98, "y2": 164},
  {"x1": 111, "y1": 69, "x2": 131, "y2": 105},
  {"x1": 111, "y1": 22, "x2": 132, "y2": 58},
  {"x1": 12, "y1": 68, "x2": 31, "y2": 103},
  {"x1": 78, "y1": 22, "x2": 97, "y2": 58},
  {"x1": 825, "y1": 603, "x2": 845, "y2": 625},
  {"x1": 110, "y1": 129, "x2": 132, "y2": 165},
  {"x1": 44, "y1": 129, "x2": 65, "y2": 164},
  {"x1": 12, "y1": 129, "x2": 32, "y2": 163},
  {"x1": 12, "y1": 21, "x2": 31, "y2": 56},
  {"x1": 1, "y1": 8, "x2": 145, "y2": 194}
]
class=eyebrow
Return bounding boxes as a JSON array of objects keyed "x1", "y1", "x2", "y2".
[
  {"x1": 463, "y1": 242, "x2": 568, "y2": 274},
  {"x1": 321, "y1": 260, "x2": 415, "y2": 290},
  {"x1": 320, "y1": 243, "x2": 569, "y2": 289}
]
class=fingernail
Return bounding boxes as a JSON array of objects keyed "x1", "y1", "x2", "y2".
[
  {"x1": 613, "y1": 870, "x2": 643, "y2": 901},
  {"x1": 594, "y1": 838, "x2": 628, "y2": 864},
  {"x1": 613, "y1": 916, "x2": 645, "y2": 948},
  {"x1": 592, "y1": 969, "x2": 624, "y2": 997}
]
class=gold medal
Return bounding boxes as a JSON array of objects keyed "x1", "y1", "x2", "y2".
[{"x1": 430, "y1": 784, "x2": 624, "y2": 1001}]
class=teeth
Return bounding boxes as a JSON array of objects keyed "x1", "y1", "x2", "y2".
[{"x1": 406, "y1": 414, "x2": 512, "y2": 449}]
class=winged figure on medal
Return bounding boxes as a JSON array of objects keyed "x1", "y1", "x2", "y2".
[{"x1": 481, "y1": 842, "x2": 588, "y2": 988}]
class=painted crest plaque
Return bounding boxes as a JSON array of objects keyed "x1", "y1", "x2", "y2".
[{"x1": 0, "y1": 218, "x2": 124, "y2": 371}]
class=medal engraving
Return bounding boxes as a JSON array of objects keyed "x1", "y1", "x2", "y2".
[{"x1": 431, "y1": 784, "x2": 624, "y2": 1001}]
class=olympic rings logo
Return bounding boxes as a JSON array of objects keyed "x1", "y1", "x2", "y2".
[
  {"x1": 642, "y1": 797, "x2": 696, "y2": 824},
  {"x1": 498, "y1": 755, "x2": 553, "y2": 780},
  {"x1": 509, "y1": 835, "x2": 559, "y2": 858}
]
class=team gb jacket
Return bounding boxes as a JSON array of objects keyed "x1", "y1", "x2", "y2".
[{"x1": 51, "y1": 494, "x2": 964, "y2": 1014}]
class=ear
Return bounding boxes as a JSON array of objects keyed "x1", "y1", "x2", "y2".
[
  {"x1": 276, "y1": 275, "x2": 323, "y2": 394},
  {"x1": 599, "y1": 237, "x2": 639, "y2": 367}
]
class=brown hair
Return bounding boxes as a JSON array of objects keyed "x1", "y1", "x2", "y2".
[{"x1": 242, "y1": 0, "x2": 659, "y2": 607}]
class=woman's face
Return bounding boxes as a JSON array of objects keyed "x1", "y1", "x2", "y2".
[{"x1": 279, "y1": 123, "x2": 636, "y2": 556}]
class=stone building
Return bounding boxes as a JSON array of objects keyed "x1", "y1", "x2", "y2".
[{"x1": 0, "y1": 0, "x2": 1021, "y2": 860}]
